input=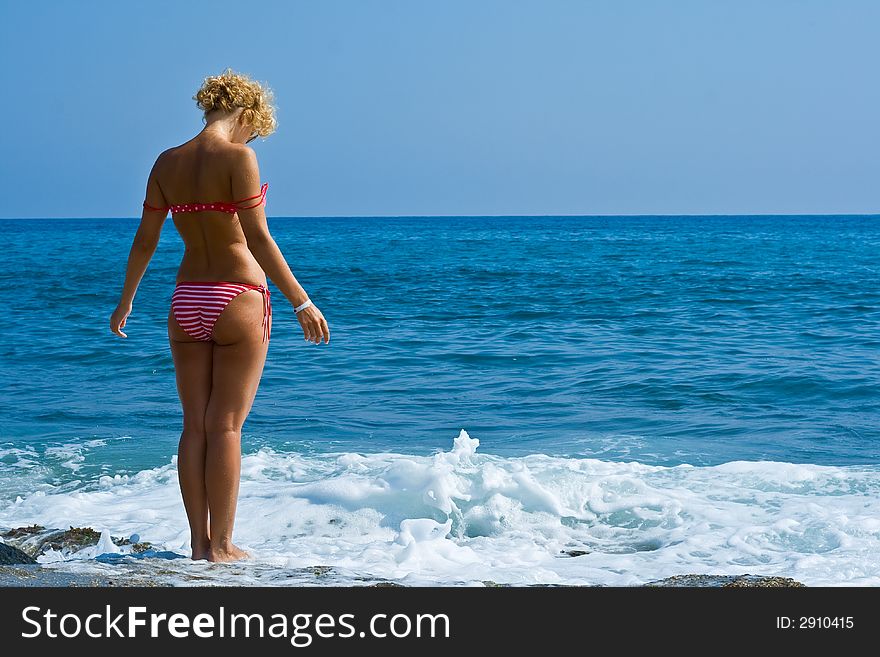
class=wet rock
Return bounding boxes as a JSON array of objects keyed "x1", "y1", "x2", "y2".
[
  {"x1": 0, "y1": 543, "x2": 38, "y2": 565},
  {"x1": 526, "y1": 583, "x2": 586, "y2": 587},
  {"x1": 1, "y1": 525, "x2": 45, "y2": 539},
  {"x1": 0, "y1": 565, "x2": 170, "y2": 587},
  {"x1": 367, "y1": 581, "x2": 406, "y2": 587},
  {"x1": 560, "y1": 549, "x2": 590, "y2": 557},
  {"x1": 644, "y1": 574, "x2": 806, "y2": 587},
  {"x1": 114, "y1": 536, "x2": 154, "y2": 554},
  {"x1": 36, "y1": 526, "x2": 102, "y2": 554},
  {"x1": 720, "y1": 575, "x2": 805, "y2": 587},
  {"x1": 2, "y1": 525, "x2": 154, "y2": 558}
]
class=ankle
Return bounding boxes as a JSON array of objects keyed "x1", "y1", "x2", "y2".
[{"x1": 210, "y1": 539, "x2": 233, "y2": 553}]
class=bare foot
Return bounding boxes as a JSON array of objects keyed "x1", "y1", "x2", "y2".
[
  {"x1": 207, "y1": 543, "x2": 250, "y2": 563},
  {"x1": 191, "y1": 540, "x2": 211, "y2": 561}
]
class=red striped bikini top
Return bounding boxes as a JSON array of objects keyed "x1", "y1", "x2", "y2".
[{"x1": 143, "y1": 182, "x2": 268, "y2": 215}]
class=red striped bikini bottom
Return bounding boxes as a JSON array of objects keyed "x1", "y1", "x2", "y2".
[{"x1": 171, "y1": 281, "x2": 271, "y2": 343}]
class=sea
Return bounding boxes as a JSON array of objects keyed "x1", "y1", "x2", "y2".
[{"x1": 1, "y1": 214, "x2": 878, "y2": 586}]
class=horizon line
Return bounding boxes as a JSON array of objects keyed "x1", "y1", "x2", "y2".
[{"x1": 2, "y1": 212, "x2": 879, "y2": 220}]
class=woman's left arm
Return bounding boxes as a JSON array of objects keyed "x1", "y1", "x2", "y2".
[{"x1": 110, "y1": 160, "x2": 168, "y2": 338}]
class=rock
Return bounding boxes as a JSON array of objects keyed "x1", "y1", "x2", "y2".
[
  {"x1": 0, "y1": 565, "x2": 129, "y2": 586},
  {"x1": 367, "y1": 581, "x2": 406, "y2": 587},
  {"x1": 114, "y1": 536, "x2": 154, "y2": 553},
  {"x1": 2, "y1": 525, "x2": 155, "y2": 558},
  {"x1": 0, "y1": 542, "x2": 38, "y2": 565},
  {"x1": 560, "y1": 549, "x2": 590, "y2": 557},
  {"x1": 39, "y1": 526, "x2": 102, "y2": 554},
  {"x1": 644, "y1": 574, "x2": 806, "y2": 587},
  {"x1": 721, "y1": 575, "x2": 805, "y2": 587},
  {"x1": 1, "y1": 525, "x2": 45, "y2": 539}
]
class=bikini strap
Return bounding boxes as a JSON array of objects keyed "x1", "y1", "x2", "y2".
[
  {"x1": 143, "y1": 182, "x2": 267, "y2": 213},
  {"x1": 262, "y1": 285, "x2": 271, "y2": 342},
  {"x1": 239, "y1": 282, "x2": 272, "y2": 342},
  {"x1": 143, "y1": 201, "x2": 169, "y2": 213},
  {"x1": 233, "y1": 182, "x2": 269, "y2": 210}
]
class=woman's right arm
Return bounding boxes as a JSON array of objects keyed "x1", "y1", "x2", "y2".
[{"x1": 232, "y1": 147, "x2": 330, "y2": 345}]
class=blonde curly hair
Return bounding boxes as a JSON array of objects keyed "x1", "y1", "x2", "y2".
[{"x1": 194, "y1": 67, "x2": 278, "y2": 138}]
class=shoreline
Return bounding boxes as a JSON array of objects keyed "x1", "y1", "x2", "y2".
[
  {"x1": 0, "y1": 525, "x2": 808, "y2": 588},
  {"x1": 0, "y1": 563, "x2": 806, "y2": 588}
]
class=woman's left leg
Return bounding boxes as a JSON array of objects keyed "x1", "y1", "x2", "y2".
[{"x1": 168, "y1": 309, "x2": 214, "y2": 560}]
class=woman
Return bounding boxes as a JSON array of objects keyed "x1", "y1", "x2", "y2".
[{"x1": 109, "y1": 68, "x2": 330, "y2": 563}]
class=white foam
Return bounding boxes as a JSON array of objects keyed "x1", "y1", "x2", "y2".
[
  {"x1": 2, "y1": 429, "x2": 880, "y2": 586},
  {"x1": 0, "y1": 438, "x2": 110, "y2": 496}
]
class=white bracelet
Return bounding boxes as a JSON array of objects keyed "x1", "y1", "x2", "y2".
[{"x1": 294, "y1": 299, "x2": 312, "y2": 314}]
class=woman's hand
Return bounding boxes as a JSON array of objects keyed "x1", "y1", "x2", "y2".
[
  {"x1": 296, "y1": 303, "x2": 330, "y2": 345},
  {"x1": 110, "y1": 302, "x2": 132, "y2": 338}
]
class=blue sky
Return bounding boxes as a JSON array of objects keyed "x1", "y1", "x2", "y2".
[{"x1": 1, "y1": 0, "x2": 877, "y2": 217}]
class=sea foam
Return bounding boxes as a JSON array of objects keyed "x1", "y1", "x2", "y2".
[{"x1": 1, "y1": 430, "x2": 879, "y2": 586}]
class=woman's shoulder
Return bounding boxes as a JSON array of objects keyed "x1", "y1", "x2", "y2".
[
  {"x1": 154, "y1": 144, "x2": 179, "y2": 166},
  {"x1": 152, "y1": 140, "x2": 256, "y2": 179}
]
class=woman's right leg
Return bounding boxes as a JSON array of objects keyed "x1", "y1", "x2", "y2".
[{"x1": 203, "y1": 290, "x2": 270, "y2": 562}]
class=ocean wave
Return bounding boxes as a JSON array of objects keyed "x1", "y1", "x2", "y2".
[{"x1": 2, "y1": 430, "x2": 879, "y2": 586}]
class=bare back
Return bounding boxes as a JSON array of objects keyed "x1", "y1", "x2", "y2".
[{"x1": 154, "y1": 136, "x2": 267, "y2": 286}]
